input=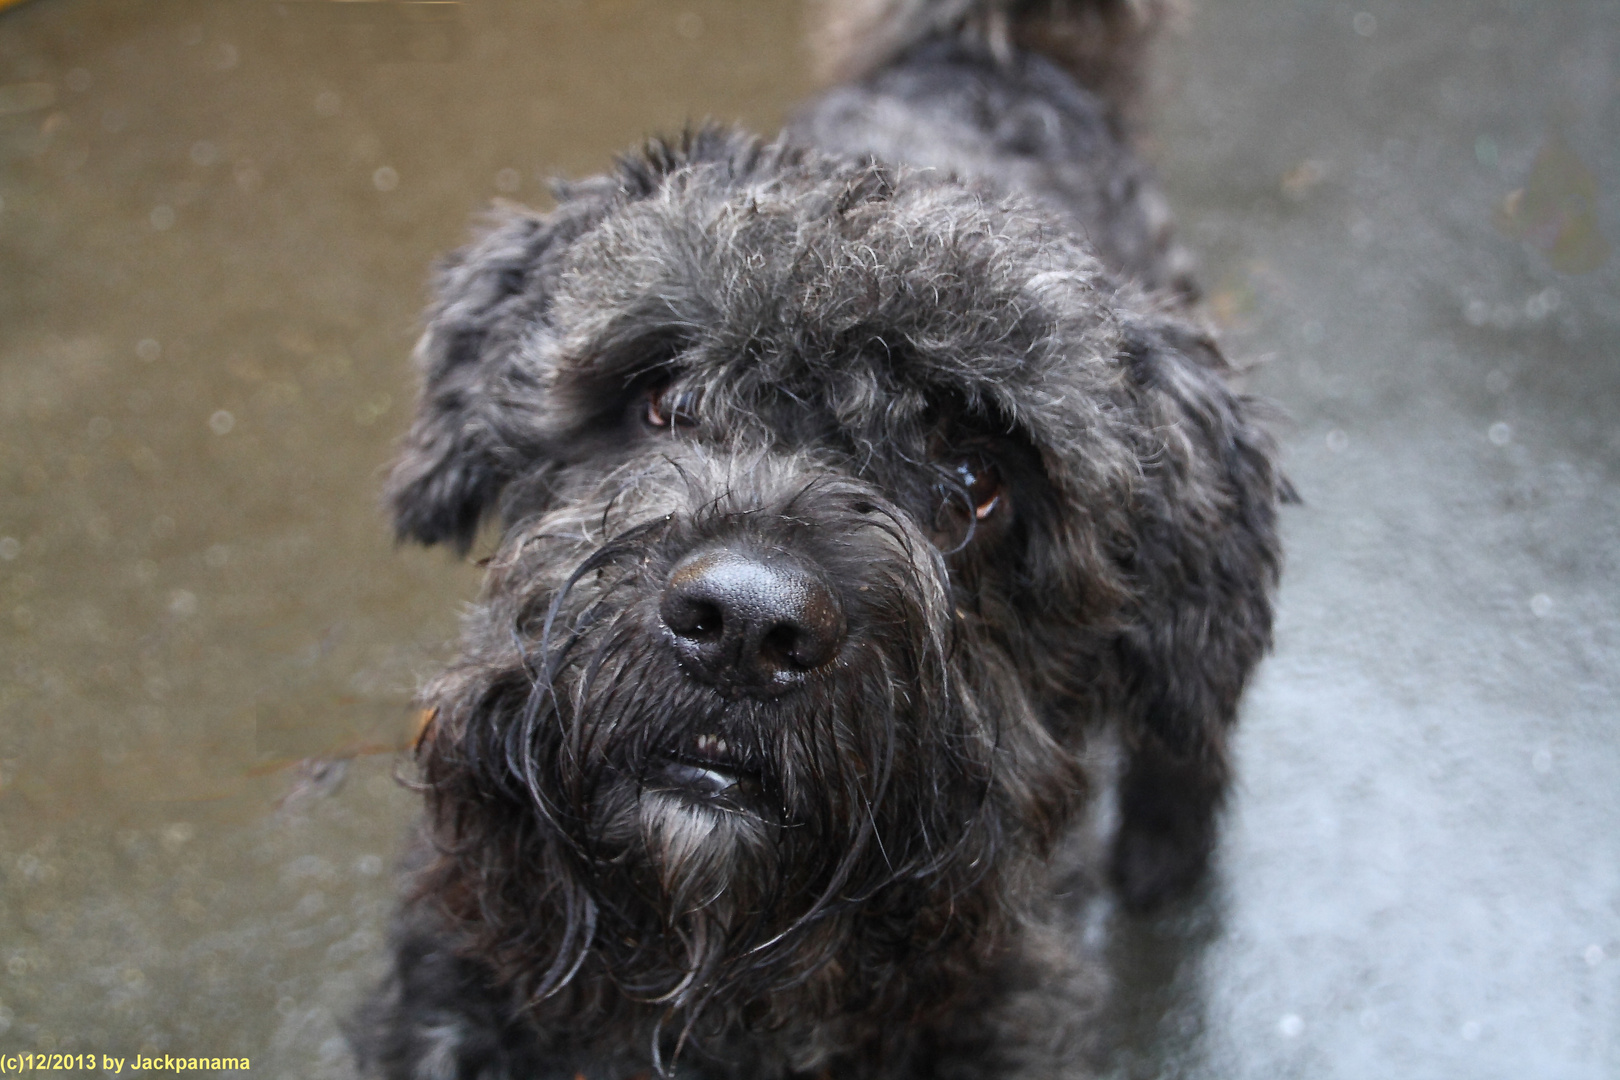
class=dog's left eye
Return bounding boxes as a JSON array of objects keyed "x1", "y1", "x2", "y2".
[
  {"x1": 643, "y1": 383, "x2": 698, "y2": 430},
  {"x1": 929, "y1": 452, "x2": 1005, "y2": 552},
  {"x1": 952, "y1": 455, "x2": 1002, "y2": 520}
]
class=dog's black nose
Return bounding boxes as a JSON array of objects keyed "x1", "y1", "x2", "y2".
[{"x1": 660, "y1": 547, "x2": 844, "y2": 692}]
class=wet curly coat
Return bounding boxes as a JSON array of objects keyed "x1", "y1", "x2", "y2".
[{"x1": 357, "y1": 2, "x2": 1283, "y2": 1078}]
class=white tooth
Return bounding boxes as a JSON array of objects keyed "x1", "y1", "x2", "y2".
[{"x1": 714, "y1": 738, "x2": 728, "y2": 756}]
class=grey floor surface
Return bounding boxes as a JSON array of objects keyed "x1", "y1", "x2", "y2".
[{"x1": 0, "y1": 1, "x2": 1615, "y2": 1077}]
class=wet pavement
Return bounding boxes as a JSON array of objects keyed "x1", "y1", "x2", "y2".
[{"x1": 1, "y1": 1, "x2": 1616, "y2": 1077}]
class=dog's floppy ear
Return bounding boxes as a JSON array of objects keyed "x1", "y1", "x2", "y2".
[
  {"x1": 1112, "y1": 314, "x2": 1288, "y2": 761},
  {"x1": 387, "y1": 127, "x2": 778, "y2": 552},
  {"x1": 386, "y1": 187, "x2": 620, "y2": 551}
]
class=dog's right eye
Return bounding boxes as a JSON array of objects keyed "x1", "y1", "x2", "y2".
[{"x1": 643, "y1": 383, "x2": 697, "y2": 431}]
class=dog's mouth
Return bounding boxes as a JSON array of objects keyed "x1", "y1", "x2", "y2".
[{"x1": 647, "y1": 731, "x2": 763, "y2": 801}]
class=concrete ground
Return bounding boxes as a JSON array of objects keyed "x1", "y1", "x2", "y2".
[{"x1": 0, "y1": 1, "x2": 1615, "y2": 1077}]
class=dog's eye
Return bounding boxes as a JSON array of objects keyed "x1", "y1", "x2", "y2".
[
  {"x1": 929, "y1": 452, "x2": 1005, "y2": 553},
  {"x1": 953, "y1": 456, "x2": 1002, "y2": 520},
  {"x1": 643, "y1": 383, "x2": 697, "y2": 430}
]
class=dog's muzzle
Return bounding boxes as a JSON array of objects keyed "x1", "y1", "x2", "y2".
[{"x1": 659, "y1": 545, "x2": 845, "y2": 698}]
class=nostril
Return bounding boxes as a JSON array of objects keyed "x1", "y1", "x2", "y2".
[
  {"x1": 665, "y1": 597, "x2": 724, "y2": 642},
  {"x1": 759, "y1": 623, "x2": 804, "y2": 670}
]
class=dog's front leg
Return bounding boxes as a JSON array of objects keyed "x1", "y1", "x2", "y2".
[{"x1": 1111, "y1": 729, "x2": 1228, "y2": 911}]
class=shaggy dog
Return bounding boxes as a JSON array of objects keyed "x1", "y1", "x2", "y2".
[{"x1": 357, "y1": 1, "x2": 1284, "y2": 1077}]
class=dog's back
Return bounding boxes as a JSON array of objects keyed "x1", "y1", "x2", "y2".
[{"x1": 792, "y1": 0, "x2": 1191, "y2": 293}]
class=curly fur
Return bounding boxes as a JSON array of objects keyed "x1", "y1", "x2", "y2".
[{"x1": 356, "y1": 3, "x2": 1283, "y2": 1078}]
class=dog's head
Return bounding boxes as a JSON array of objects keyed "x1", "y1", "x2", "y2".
[{"x1": 389, "y1": 128, "x2": 1279, "y2": 1043}]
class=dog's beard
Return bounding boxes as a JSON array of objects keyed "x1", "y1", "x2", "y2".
[
  {"x1": 416, "y1": 473, "x2": 1013, "y2": 1048},
  {"x1": 537, "y1": 555, "x2": 964, "y2": 1005}
]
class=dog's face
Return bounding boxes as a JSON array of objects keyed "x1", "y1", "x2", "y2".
[{"x1": 386, "y1": 131, "x2": 1272, "y2": 1039}]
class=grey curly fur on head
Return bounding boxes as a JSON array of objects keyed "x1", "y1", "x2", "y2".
[{"x1": 357, "y1": 3, "x2": 1283, "y2": 1078}]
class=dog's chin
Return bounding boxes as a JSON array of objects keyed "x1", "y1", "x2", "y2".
[
  {"x1": 634, "y1": 783, "x2": 781, "y2": 920},
  {"x1": 612, "y1": 730, "x2": 772, "y2": 908}
]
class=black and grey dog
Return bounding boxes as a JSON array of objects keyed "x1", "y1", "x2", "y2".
[{"x1": 358, "y1": 1, "x2": 1284, "y2": 1077}]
